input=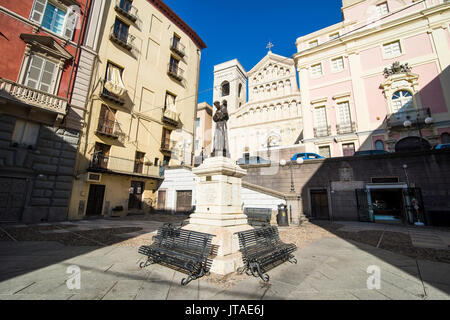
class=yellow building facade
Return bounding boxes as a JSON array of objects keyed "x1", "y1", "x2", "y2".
[{"x1": 68, "y1": 0, "x2": 206, "y2": 219}]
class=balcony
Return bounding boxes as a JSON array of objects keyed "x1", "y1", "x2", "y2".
[
  {"x1": 386, "y1": 108, "x2": 432, "y2": 130},
  {"x1": 0, "y1": 78, "x2": 67, "y2": 116},
  {"x1": 170, "y1": 38, "x2": 186, "y2": 57},
  {"x1": 109, "y1": 25, "x2": 135, "y2": 51},
  {"x1": 96, "y1": 118, "x2": 124, "y2": 139},
  {"x1": 162, "y1": 109, "x2": 180, "y2": 127},
  {"x1": 167, "y1": 63, "x2": 184, "y2": 82},
  {"x1": 314, "y1": 126, "x2": 331, "y2": 138},
  {"x1": 114, "y1": 0, "x2": 138, "y2": 22},
  {"x1": 336, "y1": 122, "x2": 356, "y2": 135},
  {"x1": 89, "y1": 153, "x2": 164, "y2": 179},
  {"x1": 100, "y1": 79, "x2": 126, "y2": 105}
]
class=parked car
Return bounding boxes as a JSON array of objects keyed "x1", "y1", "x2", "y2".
[
  {"x1": 353, "y1": 150, "x2": 389, "y2": 156},
  {"x1": 434, "y1": 144, "x2": 450, "y2": 150},
  {"x1": 237, "y1": 156, "x2": 270, "y2": 165},
  {"x1": 291, "y1": 153, "x2": 325, "y2": 161}
]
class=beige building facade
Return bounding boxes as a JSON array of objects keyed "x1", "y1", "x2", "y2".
[{"x1": 68, "y1": 0, "x2": 206, "y2": 219}]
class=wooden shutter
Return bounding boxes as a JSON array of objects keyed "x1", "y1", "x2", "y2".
[
  {"x1": 39, "y1": 59, "x2": 57, "y2": 93},
  {"x1": 30, "y1": 0, "x2": 47, "y2": 23},
  {"x1": 63, "y1": 7, "x2": 79, "y2": 40},
  {"x1": 25, "y1": 55, "x2": 44, "y2": 89}
]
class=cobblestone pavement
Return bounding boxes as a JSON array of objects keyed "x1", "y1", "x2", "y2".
[{"x1": 0, "y1": 217, "x2": 449, "y2": 300}]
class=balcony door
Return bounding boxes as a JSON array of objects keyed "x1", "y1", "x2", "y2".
[
  {"x1": 98, "y1": 105, "x2": 116, "y2": 135},
  {"x1": 94, "y1": 143, "x2": 111, "y2": 169},
  {"x1": 25, "y1": 55, "x2": 57, "y2": 94}
]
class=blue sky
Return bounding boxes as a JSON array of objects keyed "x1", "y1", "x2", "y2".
[{"x1": 163, "y1": 0, "x2": 343, "y2": 105}]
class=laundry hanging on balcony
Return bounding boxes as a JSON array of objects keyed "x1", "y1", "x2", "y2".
[{"x1": 105, "y1": 64, "x2": 127, "y2": 97}]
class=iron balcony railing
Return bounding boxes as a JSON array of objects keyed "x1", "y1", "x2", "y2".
[
  {"x1": 386, "y1": 108, "x2": 432, "y2": 129},
  {"x1": 97, "y1": 117, "x2": 123, "y2": 138},
  {"x1": 314, "y1": 125, "x2": 332, "y2": 138},
  {"x1": 170, "y1": 37, "x2": 186, "y2": 57},
  {"x1": 114, "y1": 0, "x2": 138, "y2": 22},
  {"x1": 0, "y1": 78, "x2": 68, "y2": 115},
  {"x1": 336, "y1": 122, "x2": 356, "y2": 135},
  {"x1": 109, "y1": 24, "x2": 135, "y2": 51},
  {"x1": 167, "y1": 63, "x2": 184, "y2": 82},
  {"x1": 90, "y1": 153, "x2": 165, "y2": 178}
]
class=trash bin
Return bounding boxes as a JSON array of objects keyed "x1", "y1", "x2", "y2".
[{"x1": 277, "y1": 204, "x2": 289, "y2": 227}]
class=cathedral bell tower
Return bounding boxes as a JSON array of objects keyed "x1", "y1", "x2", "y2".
[{"x1": 213, "y1": 59, "x2": 247, "y2": 114}]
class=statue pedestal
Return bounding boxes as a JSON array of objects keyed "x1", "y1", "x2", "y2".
[{"x1": 182, "y1": 157, "x2": 253, "y2": 275}]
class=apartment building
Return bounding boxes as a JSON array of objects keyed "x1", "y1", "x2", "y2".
[{"x1": 68, "y1": 0, "x2": 206, "y2": 219}]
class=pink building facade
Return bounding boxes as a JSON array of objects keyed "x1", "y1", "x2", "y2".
[{"x1": 294, "y1": 0, "x2": 450, "y2": 157}]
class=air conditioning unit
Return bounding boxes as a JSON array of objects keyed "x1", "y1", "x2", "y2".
[{"x1": 87, "y1": 173, "x2": 102, "y2": 183}]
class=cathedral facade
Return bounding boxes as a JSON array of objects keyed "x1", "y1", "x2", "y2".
[{"x1": 213, "y1": 52, "x2": 303, "y2": 161}]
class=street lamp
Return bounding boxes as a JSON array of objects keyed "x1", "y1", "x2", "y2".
[
  {"x1": 280, "y1": 158, "x2": 303, "y2": 193},
  {"x1": 403, "y1": 108, "x2": 433, "y2": 150}
]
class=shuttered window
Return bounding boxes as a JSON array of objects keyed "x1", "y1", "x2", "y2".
[
  {"x1": 25, "y1": 55, "x2": 57, "y2": 94},
  {"x1": 337, "y1": 102, "x2": 351, "y2": 126},
  {"x1": 12, "y1": 119, "x2": 40, "y2": 147}
]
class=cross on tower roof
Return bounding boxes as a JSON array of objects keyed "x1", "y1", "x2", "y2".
[{"x1": 266, "y1": 42, "x2": 274, "y2": 52}]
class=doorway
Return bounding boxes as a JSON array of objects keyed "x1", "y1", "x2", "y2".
[
  {"x1": 310, "y1": 189, "x2": 330, "y2": 220},
  {"x1": 176, "y1": 190, "x2": 192, "y2": 213},
  {"x1": 129, "y1": 181, "x2": 144, "y2": 210},
  {"x1": 86, "y1": 184, "x2": 106, "y2": 216}
]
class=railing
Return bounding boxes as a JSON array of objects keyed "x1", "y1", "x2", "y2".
[
  {"x1": 386, "y1": 108, "x2": 431, "y2": 129},
  {"x1": 114, "y1": 0, "x2": 138, "y2": 22},
  {"x1": 90, "y1": 153, "x2": 164, "y2": 178},
  {"x1": 336, "y1": 122, "x2": 356, "y2": 135},
  {"x1": 109, "y1": 25, "x2": 135, "y2": 51},
  {"x1": 314, "y1": 126, "x2": 331, "y2": 138},
  {"x1": 162, "y1": 108, "x2": 180, "y2": 126},
  {"x1": 170, "y1": 37, "x2": 186, "y2": 57},
  {"x1": 100, "y1": 79, "x2": 125, "y2": 105},
  {"x1": 97, "y1": 117, "x2": 123, "y2": 138},
  {"x1": 0, "y1": 78, "x2": 68, "y2": 114},
  {"x1": 167, "y1": 63, "x2": 184, "y2": 82}
]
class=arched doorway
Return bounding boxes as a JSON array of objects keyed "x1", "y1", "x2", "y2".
[{"x1": 395, "y1": 137, "x2": 431, "y2": 153}]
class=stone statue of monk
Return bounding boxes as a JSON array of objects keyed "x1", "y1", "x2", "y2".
[{"x1": 211, "y1": 100, "x2": 230, "y2": 158}]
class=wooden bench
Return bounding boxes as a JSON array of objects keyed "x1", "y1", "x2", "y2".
[
  {"x1": 138, "y1": 224, "x2": 215, "y2": 286},
  {"x1": 235, "y1": 226, "x2": 297, "y2": 282},
  {"x1": 244, "y1": 208, "x2": 272, "y2": 227}
]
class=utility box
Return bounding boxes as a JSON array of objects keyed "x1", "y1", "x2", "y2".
[{"x1": 277, "y1": 204, "x2": 289, "y2": 227}]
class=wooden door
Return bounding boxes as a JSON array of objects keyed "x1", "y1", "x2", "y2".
[
  {"x1": 86, "y1": 184, "x2": 105, "y2": 216},
  {"x1": 310, "y1": 189, "x2": 330, "y2": 220},
  {"x1": 157, "y1": 190, "x2": 166, "y2": 210},
  {"x1": 128, "y1": 181, "x2": 144, "y2": 210},
  {"x1": 176, "y1": 191, "x2": 192, "y2": 213},
  {"x1": 98, "y1": 105, "x2": 116, "y2": 135}
]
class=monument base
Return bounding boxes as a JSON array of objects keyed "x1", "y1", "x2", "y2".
[{"x1": 182, "y1": 156, "x2": 253, "y2": 275}]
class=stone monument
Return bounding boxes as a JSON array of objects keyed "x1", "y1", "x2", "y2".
[{"x1": 182, "y1": 100, "x2": 253, "y2": 275}]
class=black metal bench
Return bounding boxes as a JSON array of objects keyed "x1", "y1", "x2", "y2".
[
  {"x1": 244, "y1": 208, "x2": 272, "y2": 227},
  {"x1": 235, "y1": 226, "x2": 297, "y2": 282},
  {"x1": 138, "y1": 224, "x2": 215, "y2": 286}
]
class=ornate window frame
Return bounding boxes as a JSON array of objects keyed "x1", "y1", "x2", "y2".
[{"x1": 380, "y1": 70, "x2": 421, "y2": 115}]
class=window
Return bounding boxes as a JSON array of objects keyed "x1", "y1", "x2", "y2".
[
  {"x1": 329, "y1": 33, "x2": 339, "y2": 40},
  {"x1": 169, "y1": 56, "x2": 179, "y2": 73},
  {"x1": 392, "y1": 90, "x2": 413, "y2": 114},
  {"x1": 309, "y1": 40, "x2": 318, "y2": 48},
  {"x1": 342, "y1": 143, "x2": 355, "y2": 157},
  {"x1": 104, "y1": 62, "x2": 126, "y2": 97},
  {"x1": 113, "y1": 18, "x2": 130, "y2": 43},
  {"x1": 221, "y1": 81, "x2": 230, "y2": 97},
  {"x1": 134, "y1": 151, "x2": 145, "y2": 174},
  {"x1": 97, "y1": 105, "x2": 116, "y2": 135},
  {"x1": 172, "y1": 35, "x2": 181, "y2": 48},
  {"x1": 375, "y1": 140, "x2": 385, "y2": 151},
  {"x1": 118, "y1": 0, "x2": 133, "y2": 13},
  {"x1": 441, "y1": 133, "x2": 450, "y2": 144},
  {"x1": 383, "y1": 41, "x2": 402, "y2": 57},
  {"x1": 331, "y1": 57, "x2": 344, "y2": 72},
  {"x1": 24, "y1": 55, "x2": 57, "y2": 93},
  {"x1": 337, "y1": 102, "x2": 351, "y2": 126},
  {"x1": 319, "y1": 146, "x2": 331, "y2": 158},
  {"x1": 165, "y1": 92, "x2": 177, "y2": 112},
  {"x1": 195, "y1": 118, "x2": 200, "y2": 128},
  {"x1": 311, "y1": 63, "x2": 323, "y2": 77},
  {"x1": 376, "y1": 2, "x2": 389, "y2": 15},
  {"x1": 238, "y1": 83, "x2": 243, "y2": 98},
  {"x1": 30, "y1": 0, "x2": 78, "y2": 39},
  {"x1": 314, "y1": 106, "x2": 328, "y2": 128},
  {"x1": 162, "y1": 128, "x2": 172, "y2": 150},
  {"x1": 93, "y1": 143, "x2": 111, "y2": 169},
  {"x1": 154, "y1": 158, "x2": 159, "y2": 166},
  {"x1": 11, "y1": 119, "x2": 40, "y2": 148}
]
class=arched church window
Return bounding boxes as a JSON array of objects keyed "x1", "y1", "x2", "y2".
[
  {"x1": 238, "y1": 83, "x2": 243, "y2": 98},
  {"x1": 442, "y1": 133, "x2": 450, "y2": 144},
  {"x1": 221, "y1": 81, "x2": 230, "y2": 97},
  {"x1": 392, "y1": 90, "x2": 413, "y2": 113},
  {"x1": 375, "y1": 140, "x2": 385, "y2": 151}
]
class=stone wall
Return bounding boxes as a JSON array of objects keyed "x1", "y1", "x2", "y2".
[
  {"x1": 243, "y1": 149, "x2": 450, "y2": 225},
  {"x1": 0, "y1": 114, "x2": 79, "y2": 223}
]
